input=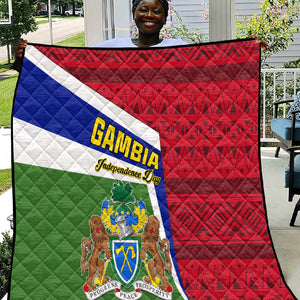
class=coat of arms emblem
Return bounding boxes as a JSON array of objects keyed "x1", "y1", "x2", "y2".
[
  {"x1": 110, "y1": 237, "x2": 141, "y2": 287},
  {"x1": 80, "y1": 181, "x2": 173, "y2": 300}
]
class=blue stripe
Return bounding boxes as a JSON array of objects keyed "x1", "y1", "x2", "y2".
[
  {"x1": 14, "y1": 58, "x2": 160, "y2": 171},
  {"x1": 14, "y1": 57, "x2": 184, "y2": 294}
]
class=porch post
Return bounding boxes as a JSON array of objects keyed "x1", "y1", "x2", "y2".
[
  {"x1": 209, "y1": 0, "x2": 235, "y2": 42},
  {"x1": 83, "y1": 0, "x2": 105, "y2": 47}
]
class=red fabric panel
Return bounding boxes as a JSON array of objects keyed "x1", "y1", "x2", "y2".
[{"x1": 36, "y1": 40, "x2": 295, "y2": 299}]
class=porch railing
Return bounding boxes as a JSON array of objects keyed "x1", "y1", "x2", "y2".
[{"x1": 261, "y1": 68, "x2": 300, "y2": 142}]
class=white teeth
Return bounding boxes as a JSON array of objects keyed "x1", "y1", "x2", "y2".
[{"x1": 144, "y1": 22, "x2": 155, "y2": 25}]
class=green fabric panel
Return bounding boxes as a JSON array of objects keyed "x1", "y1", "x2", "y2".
[{"x1": 10, "y1": 163, "x2": 183, "y2": 299}]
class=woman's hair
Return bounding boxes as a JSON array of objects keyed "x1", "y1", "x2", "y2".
[{"x1": 132, "y1": 0, "x2": 169, "y2": 19}]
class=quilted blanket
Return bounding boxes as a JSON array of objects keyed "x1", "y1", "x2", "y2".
[{"x1": 10, "y1": 39, "x2": 295, "y2": 299}]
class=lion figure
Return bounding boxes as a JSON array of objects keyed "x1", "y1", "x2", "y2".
[
  {"x1": 140, "y1": 216, "x2": 172, "y2": 292},
  {"x1": 81, "y1": 215, "x2": 112, "y2": 291}
]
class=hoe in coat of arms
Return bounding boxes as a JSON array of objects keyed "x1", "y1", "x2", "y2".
[{"x1": 80, "y1": 181, "x2": 173, "y2": 300}]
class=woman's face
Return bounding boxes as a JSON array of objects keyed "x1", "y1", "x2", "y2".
[{"x1": 134, "y1": 0, "x2": 166, "y2": 36}]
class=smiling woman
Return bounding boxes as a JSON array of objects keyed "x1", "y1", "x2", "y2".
[
  {"x1": 132, "y1": 0, "x2": 167, "y2": 47},
  {"x1": 94, "y1": 0, "x2": 186, "y2": 48}
]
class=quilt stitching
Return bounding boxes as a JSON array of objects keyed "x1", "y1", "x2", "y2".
[{"x1": 10, "y1": 40, "x2": 295, "y2": 299}]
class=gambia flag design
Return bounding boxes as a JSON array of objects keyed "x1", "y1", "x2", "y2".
[{"x1": 10, "y1": 41, "x2": 296, "y2": 299}]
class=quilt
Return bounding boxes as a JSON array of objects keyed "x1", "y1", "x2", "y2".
[{"x1": 10, "y1": 39, "x2": 295, "y2": 299}]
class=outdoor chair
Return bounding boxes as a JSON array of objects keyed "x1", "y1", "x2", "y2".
[
  {"x1": 271, "y1": 92, "x2": 300, "y2": 157},
  {"x1": 285, "y1": 145, "x2": 300, "y2": 226}
]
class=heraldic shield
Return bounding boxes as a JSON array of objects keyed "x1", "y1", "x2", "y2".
[{"x1": 110, "y1": 237, "x2": 141, "y2": 288}]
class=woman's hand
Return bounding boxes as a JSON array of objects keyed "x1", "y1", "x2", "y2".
[
  {"x1": 250, "y1": 35, "x2": 268, "y2": 52},
  {"x1": 16, "y1": 39, "x2": 28, "y2": 58}
]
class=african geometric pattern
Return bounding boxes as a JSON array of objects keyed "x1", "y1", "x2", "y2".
[{"x1": 10, "y1": 40, "x2": 295, "y2": 299}]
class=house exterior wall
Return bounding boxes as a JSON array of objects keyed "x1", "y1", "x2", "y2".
[
  {"x1": 235, "y1": 0, "x2": 300, "y2": 67},
  {"x1": 171, "y1": 0, "x2": 299, "y2": 67},
  {"x1": 89, "y1": 0, "x2": 299, "y2": 67},
  {"x1": 113, "y1": 0, "x2": 132, "y2": 38},
  {"x1": 171, "y1": 0, "x2": 209, "y2": 39}
]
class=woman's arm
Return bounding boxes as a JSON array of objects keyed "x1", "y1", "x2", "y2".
[{"x1": 11, "y1": 39, "x2": 28, "y2": 72}]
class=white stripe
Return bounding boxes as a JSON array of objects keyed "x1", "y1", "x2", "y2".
[
  {"x1": 13, "y1": 118, "x2": 187, "y2": 299},
  {"x1": 13, "y1": 118, "x2": 146, "y2": 183},
  {"x1": 24, "y1": 45, "x2": 161, "y2": 151},
  {"x1": 19, "y1": 45, "x2": 188, "y2": 298}
]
